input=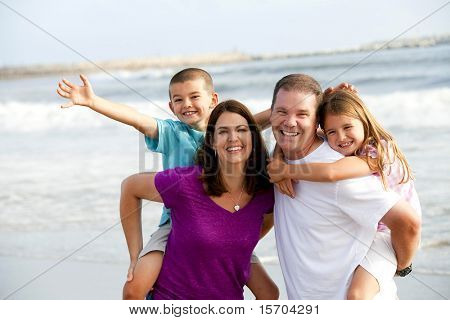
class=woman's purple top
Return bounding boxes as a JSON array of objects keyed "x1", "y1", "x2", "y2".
[{"x1": 152, "y1": 165, "x2": 274, "y2": 300}]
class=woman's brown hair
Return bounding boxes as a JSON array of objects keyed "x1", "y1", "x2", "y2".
[
  {"x1": 196, "y1": 99, "x2": 271, "y2": 196},
  {"x1": 318, "y1": 90, "x2": 413, "y2": 188}
]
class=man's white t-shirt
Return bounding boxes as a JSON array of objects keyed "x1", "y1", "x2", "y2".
[{"x1": 274, "y1": 141, "x2": 400, "y2": 300}]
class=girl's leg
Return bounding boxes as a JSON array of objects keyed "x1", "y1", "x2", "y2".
[
  {"x1": 246, "y1": 262, "x2": 279, "y2": 300},
  {"x1": 122, "y1": 251, "x2": 164, "y2": 300},
  {"x1": 347, "y1": 265, "x2": 380, "y2": 300}
]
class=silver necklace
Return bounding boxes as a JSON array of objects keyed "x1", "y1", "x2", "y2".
[{"x1": 227, "y1": 186, "x2": 245, "y2": 212}]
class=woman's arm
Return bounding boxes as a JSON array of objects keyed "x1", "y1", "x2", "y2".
[
  {"x1": 120, "y1": 173, "x2": 163, "y2": 280},
  {"x1": 268, "y1": 156, "x2": 375, "y2": 183},
  {"x1": 260, "y1": 213, "x2": 274, "y2": 239}
]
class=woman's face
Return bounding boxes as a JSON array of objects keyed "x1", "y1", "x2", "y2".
[{"x1": 213, "y1": 111, "x2": 253, "y2": 167}]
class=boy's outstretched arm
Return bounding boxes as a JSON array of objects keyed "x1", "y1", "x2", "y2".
[
  {"x1": 381, "y1": 200, "x2": 421, "y2": 270},
  {"x1": 253, "y1": 108, "x2": 272, "y2": 130},
  {"x1": 57, "y1": 74, "x2": 159, "y2": 138},
  {"x1": 120, "y1": 173, "x2": 163, "y2": 280}
]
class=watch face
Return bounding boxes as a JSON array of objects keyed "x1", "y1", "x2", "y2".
[{"x1": 396, "y1": 265, "x2": 413, "y2": 277}]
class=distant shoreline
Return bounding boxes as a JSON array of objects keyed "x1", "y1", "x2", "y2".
[{"x1": 1, "y1": 34, "x2": 449, "y2": 80}]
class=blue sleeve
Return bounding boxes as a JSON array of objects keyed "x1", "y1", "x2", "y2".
[{"x1": 144, "y1": 119, "x2": 179, "y2": 154}]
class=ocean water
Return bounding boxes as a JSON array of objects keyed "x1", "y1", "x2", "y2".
[{"x1": 1, "y1": 45, "x2": 450, "y2": 280}]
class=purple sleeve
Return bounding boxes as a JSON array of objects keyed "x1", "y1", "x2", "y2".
[
  {"x1": 154, "y1": 168, "x2": 182, "y2": 209},
  {"x1": 154, "y1": 166, "x2": 199, "y2": 210}
]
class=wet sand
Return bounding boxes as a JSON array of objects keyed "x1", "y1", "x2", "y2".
[{"x1": 1, "y1": 256, "x2": 448, "y2": 300}]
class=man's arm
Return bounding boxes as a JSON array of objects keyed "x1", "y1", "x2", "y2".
[
  {"x1": 381, "y1": 200, "x2": 421, "y2": 270},
  {"x1": 57, "y1": 74, "x2": 159, "y2": 138},
  {"x1": 253, "y1": 108, "x2": 272, "y2": 130}
]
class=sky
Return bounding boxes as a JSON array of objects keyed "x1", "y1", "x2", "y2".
[{"x1": 0, "y1": 0, "x2": 449, "y2": 67}]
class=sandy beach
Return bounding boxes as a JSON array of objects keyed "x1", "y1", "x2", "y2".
[{"x1": 1, "y1": 255, "x2": 448, "y2": 300}]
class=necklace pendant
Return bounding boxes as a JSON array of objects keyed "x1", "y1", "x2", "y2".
[{"x1": 234, "y1": 205, "x2": 240, "y2": 212}]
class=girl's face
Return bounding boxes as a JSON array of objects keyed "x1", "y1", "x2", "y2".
[
  {"x1": 213, "y1": 111, "x2": 253, "y2": 166},
  {"x1": 323, "y1": 114, "x2": 365, "y2": 156}
]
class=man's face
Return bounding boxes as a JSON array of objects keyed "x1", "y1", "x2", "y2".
[{"x1": 270, "y1": 89, "x2": 318, "y2": 160}]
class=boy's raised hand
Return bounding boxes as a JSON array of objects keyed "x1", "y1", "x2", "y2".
[
  {"x1": 57, "y1": 74, "x2": 95, "y2": 108},
  {"x1": 324, "y1": 82, "x2": 357, "y2": 95}
]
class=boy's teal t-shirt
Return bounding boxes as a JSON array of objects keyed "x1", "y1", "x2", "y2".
[{"x1": 145, "y1": 118, "x2": 204, "y2": 226}]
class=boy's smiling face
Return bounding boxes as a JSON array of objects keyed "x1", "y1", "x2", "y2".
[{"x1": 169, "y1": 78, "x2": 218, "y2": 131}]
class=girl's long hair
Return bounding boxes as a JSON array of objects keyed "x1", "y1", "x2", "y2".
[
  {"x1": 195, "y1": 99, "x2": 271, "y2": 196},
  {"x1": 318, "y1": 90, "x2": 413, "y2": 188}
]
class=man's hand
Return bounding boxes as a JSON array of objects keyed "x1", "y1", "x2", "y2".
[
  {"x1": 57, "y1": 74, "x2": 95, "y2": 108},
  {"x1": 127, "y1": 259, "x2": 138, "y2": 282},
  {"x1": 324, "y1": 82, "x2": 357, "y2": 95}
]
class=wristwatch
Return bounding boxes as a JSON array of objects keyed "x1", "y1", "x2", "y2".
[{"x1": 395, "y1": 264, "x2": 413, "y2": 277}]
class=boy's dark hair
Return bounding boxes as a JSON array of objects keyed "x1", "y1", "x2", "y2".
[
  {"x1": 169, "y1": 68, "x2": 214, "y2": 98},
  {"x1": 271, "y1": 74, "x2": 323, "y2": 110},
  {"x1": 196, "y1": 100, "x2": 271, "y2": 196}
]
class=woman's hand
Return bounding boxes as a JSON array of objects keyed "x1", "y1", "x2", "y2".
[
  {"x1": 126, "y1": 259, "x2": 138, "y2": 282},
  {"x1": 57, "y1": 74, "x2": 96, "y2": 108}
]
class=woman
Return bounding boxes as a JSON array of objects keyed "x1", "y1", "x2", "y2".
[{"x1": 135, "y1": 100, "x2": 274, "y2": 299}]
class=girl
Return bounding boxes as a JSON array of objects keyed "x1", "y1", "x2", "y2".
[{"x1": 268, "y1": 89, "x2": 421, "y2": 300}]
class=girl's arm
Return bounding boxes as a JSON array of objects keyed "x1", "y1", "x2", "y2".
[{"x1": 268, "y1": 156, "x2": 375, "y2": 183}]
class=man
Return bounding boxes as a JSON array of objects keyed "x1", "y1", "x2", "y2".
[{"x1": 270, "y1": 74, "x2": 421, "y2": 299}]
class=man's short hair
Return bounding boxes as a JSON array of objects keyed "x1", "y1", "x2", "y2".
[
  {"x1": 169, "y1": 68, "x2": 214, "y2": 98},
  {"x1": 271, "y1": 74, "x2": 323, "y2": 110}
]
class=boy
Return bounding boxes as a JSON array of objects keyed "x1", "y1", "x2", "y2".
[{"x1": 57, "y1": 68, "x2": 278, "y2": 300}]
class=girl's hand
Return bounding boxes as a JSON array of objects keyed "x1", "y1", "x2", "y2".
[
  {"x1": 267, "y1": 157, "x2": 289, "y2": 183},
  {"x1": 57, "y1": 74, "x2": 96, "y2": 108},
  {"x1": 275, "y1": 178, "x2": 296, "y2": 198}
]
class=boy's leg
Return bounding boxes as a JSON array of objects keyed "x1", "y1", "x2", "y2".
[
  {"x1": 123, "y1": 251, "x2": 164, "y2": 300},
  {"x1": 246, "y1": 258, "x2": 279, "y2": 300},
  {"x1": 347, "y1": 265, "x2": 380, "y2": 300}
]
